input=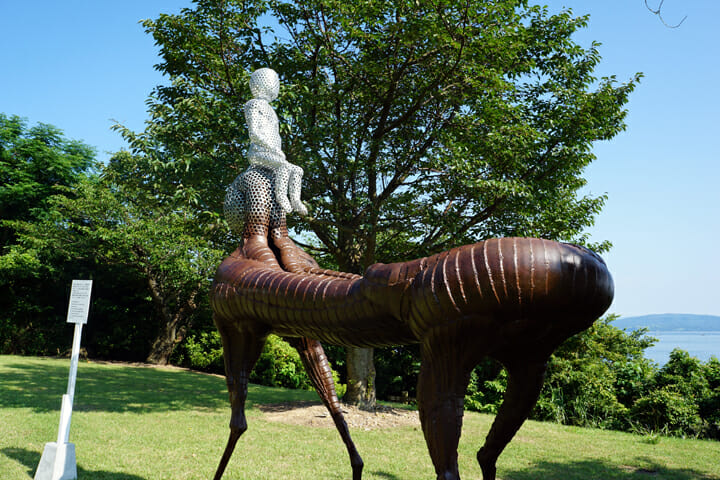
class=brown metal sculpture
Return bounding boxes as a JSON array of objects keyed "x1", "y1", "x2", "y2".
[
  {"x1": 210, "y1": 163, "x2": 614, "y2": 480},
  {"x1": 211, "y1": 68, "x2": 613, "y2": 479}
]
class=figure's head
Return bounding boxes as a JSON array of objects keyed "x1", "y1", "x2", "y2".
[{"x1": 249, "y1": 68, "x2": 280, "y2": 102}]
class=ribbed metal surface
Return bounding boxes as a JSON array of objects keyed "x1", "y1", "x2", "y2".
[
  {"x1": 211, "y1": 236, "x2": 614, "y2": 480},
  {"x1": 210, "y1": 237, "x2": 613, "y2": 348}
]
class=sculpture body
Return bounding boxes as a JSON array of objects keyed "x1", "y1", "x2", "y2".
[
  {"x1": 211, "y1": 68, "x2": 614, "y2": 480},
  {"x1": 211, "y1": 235, "x2": 613, "y2": 480}
]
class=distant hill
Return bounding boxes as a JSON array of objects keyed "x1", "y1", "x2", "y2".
[{"x1": 614, "y1": 313, "x2": 720, "y2": 332}]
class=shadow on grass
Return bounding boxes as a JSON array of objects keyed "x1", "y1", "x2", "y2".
[
  {"x1": 2, "y1": 448, "x2": 148, "y2": 480},
  {"x1": 0, "y1": 356, "x2": 319, "y2": 414},
  {"x1": 0, "y1": 357, "x2": 227, "y2": 413},
  {"x1": 502, "y1": 458, "x2": 720, "y2": 480},
  {"x1": 371, "y1": 471, "x2": 402, "y2": 480}
]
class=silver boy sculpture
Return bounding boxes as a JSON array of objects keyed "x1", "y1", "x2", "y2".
[{"x1": 244, "y1": 67, "x2": 307, "y2": 216}]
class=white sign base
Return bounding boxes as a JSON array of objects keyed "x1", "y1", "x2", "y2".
[{"x1": 34, "y1": 442, "x2": 77, "y2": 480}]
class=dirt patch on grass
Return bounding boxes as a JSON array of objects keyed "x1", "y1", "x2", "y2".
[{"x1": 257, "y1": 401, "x2": 420, "y2": 430}]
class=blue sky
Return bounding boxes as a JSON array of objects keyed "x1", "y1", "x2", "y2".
[{"x1": 1, "y1": 1, "x2": 718, "y2": 318}]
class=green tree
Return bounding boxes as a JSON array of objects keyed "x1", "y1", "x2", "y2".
[
  {"x1": 0, "y1": 114, "x2": 98, "y2": 354},
  {"x1": 0, "y1": 113, "x2": 95, "y2": 250},
  {"x1": 119, "y1": 0, "x2": 638, "y2": 407},
  {"x1": 5, "y1": 151, "x2": 225, "y2": 364}
]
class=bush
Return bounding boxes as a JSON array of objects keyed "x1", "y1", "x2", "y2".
[
  {"x1": 535, "y1": 355, "x2": 628, "y2": 429},
  {"x1": 655, "y1": 349, "x2": 711, "y2": 399},
  {"x1": 251, "y1": 335, "x2": 312, "y2": 390},
  {"x1": 465, "y1": 365, "x2": 507, "y2": 414},
  {"x1": 183, "y1": 331, "x2": 225, "y2": 372},
  {"x1": 630, "y1": 387, "x2": 703, "y2": 437}
]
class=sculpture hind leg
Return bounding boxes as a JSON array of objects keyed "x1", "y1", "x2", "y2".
[
  {"x1": 417, "y1": 333, "x2": 476, "y2": 480},
  {"x1": 287, "y1": 337, "x2": 364, "y2": 480},
  {"x1": 213, "y1": 320, "x2": 268, "y2": 480},
  {"x1": 476, "y1": 357, "x2": 549, "y2": 480}
]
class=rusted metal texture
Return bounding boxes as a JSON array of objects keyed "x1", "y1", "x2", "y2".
[
  {"x1": 211, "y1": 237, "x2": 612, "y2": 480},
  {"x1": 211, "y1": 166, "x2": 614, "y2": 480}
]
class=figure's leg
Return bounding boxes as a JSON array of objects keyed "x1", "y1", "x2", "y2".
[
  {"x1": 417, "y1": 337, "x2": 474, "y2": 480},
  {"x1": 213, "y1": 320, "x2": 268, "y2": 480},
  {"x1": 288, "y1": 164, "x2": 307, "y2": 215},
  {"x1": 268, "y1": 194, "x2": 317, "y2": 274},
  {"x1": 287, "y1": 337, "x2": 364, "y2": 480},
  {"x1": 476, "y1": 357, "x2": 549, "y2": 480},
  {"x1": 273, "y1": 164, "x2": 293, "y2": 213}
]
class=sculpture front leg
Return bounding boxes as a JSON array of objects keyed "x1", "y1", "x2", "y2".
[{"x1": 213, "y1": 319, "x2": 268, "y2": 480}]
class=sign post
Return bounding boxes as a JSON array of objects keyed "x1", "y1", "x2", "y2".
[{"x1": 35, "y1": 280, "x2": 92, "y2": 480}]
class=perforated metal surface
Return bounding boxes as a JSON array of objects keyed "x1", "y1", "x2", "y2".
[
  {"x1": 243, "y1": 68, "x2": 307, "y2": 216},
  {"x1": 225, "y1": 166, "x2": 287, "y2": 238}
]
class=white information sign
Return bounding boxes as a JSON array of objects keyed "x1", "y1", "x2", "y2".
[
  {"x1": 35, "y1": 279, "x2": 92, "y2": 480},
  {"x1": 66, "y1": 280, "x2": 92, "y2": 324}
]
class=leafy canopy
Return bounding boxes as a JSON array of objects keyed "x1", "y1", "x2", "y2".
[
  {"x1": 0, "y1": 113, "x2": 96, "y2": 252},
  {"x1": 118, "y1": 0, "x2": 639, "y2": 272}
]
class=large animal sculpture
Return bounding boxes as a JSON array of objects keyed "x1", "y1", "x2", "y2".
[{"x1": 209, "y1": 164, "x2": 614, "y2": 480}]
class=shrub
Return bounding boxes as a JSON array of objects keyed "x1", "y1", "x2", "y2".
[
  {"x1": 465, "y1": 360, "x2": 506, "y2": 414},
  {"x1": 630, "y1": 387, "x2": 703, "y2": 437},
  {"x1": 183, "y1": 331, "x2": 225, "y2": 373},
  {"x1": 250, "y1": 334, "x2": 312, "y2": 390}
]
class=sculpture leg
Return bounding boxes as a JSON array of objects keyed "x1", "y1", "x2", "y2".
[
  {"x1": 213, "y1": 321, "x2": 268, "y2": 480},
  {"x1": 476, "y1": 358, "x2": 549, "y2": 480},
  {"x1": 287, "y1": 337, "x2": 364, "y2": 480},
  {"x1": 273, "y1": 164, "x2": 293, "y2": 213},
  {"x1": 417, "y1": 339, "x2": 474, "y2": 480},
  {"x1": 288, "y1": 164, "x2": 307, "y2": 215}
]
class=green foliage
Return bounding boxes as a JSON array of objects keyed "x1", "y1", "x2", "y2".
[
  {"x1": 177, "y1": 331, "x2": 312, "y2": 390},
  {"x1": 374, "y1": 345, "x2": 421, "y2": 400},
  {"x1": 0, "y1": 114, "x2": 101, "y2": 356},
  {"x1": 534, "y1": 315, "x2": 654, "y2": 429},
  {"x1": 628, "y1": 350, "x2": 717, "y2": 439},
  {"x1": 1, "y1": 142, "x2": 225, "y2": 363},
  {"x1": 251, "y1": 334, "x2": 312, "y2": 390},
  {"x1": 463, "y1": 316, "x2": 720, "y2": 441},
  {"x1": 0, "y1": 113, "x2": 96, "y2": 250},
  {"x1": 699, "y1": 357, "x2": 720, "y2": 439},
  {"x1": 630, "y1": 387, "x2": 703, "y2": 437},
  {"x1": 181, "y1": 330, "x2": 225, "y2": 372},
  {"x1": 465, "y1": 362, "x2": 507, "y2": 414}
]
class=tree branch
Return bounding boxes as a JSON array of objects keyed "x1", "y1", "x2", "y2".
[{"x1": 645, "y1": 0, "x2": 687, "y2": 28}]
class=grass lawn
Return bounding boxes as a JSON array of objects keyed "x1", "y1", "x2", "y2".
[{"x1": 1, "y1": 355, "x2": 718, "y2": 479}]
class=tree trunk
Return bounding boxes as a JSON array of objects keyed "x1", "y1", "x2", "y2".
[
  {"x1": 338, "y1": 233, "x2": 378, "y2": 409},
  {"x1": 345, "y1": 346, "x2": 376, "y2": 409},
  {"x1": 146, "y1": 316, "x2": 184, "y2": 365},
  {"x1": 143, "y1": 274, "x2": 196, "y2": 365}
]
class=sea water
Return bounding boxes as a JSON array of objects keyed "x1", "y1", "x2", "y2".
[{"x1": 644, "y1": 331, "x2": 720, "y2": 365}]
